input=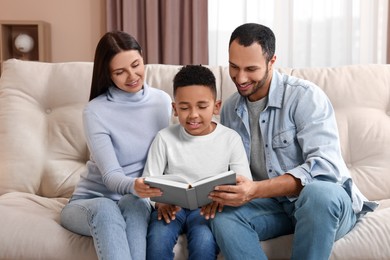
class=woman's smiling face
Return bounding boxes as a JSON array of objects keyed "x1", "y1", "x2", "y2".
[{"x1": 110, "y1": 50, "x2": 145, "y2": 93}]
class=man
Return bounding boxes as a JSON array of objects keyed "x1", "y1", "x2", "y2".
[{"x1": 209, "y1": 23, "x2": 376, "y2": 260}]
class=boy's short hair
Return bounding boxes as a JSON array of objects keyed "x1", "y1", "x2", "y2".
[{"x1": 173, "y1": 65, "x2": 217, "y2": 99}]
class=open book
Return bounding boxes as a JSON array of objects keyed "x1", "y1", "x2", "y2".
[{"x1": 144, "y1": 170, "x2": 236, "y2": 210}]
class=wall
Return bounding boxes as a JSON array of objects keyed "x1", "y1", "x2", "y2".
[{"x1": 0, "y1": 0, "x2": 106, "y2": 62}]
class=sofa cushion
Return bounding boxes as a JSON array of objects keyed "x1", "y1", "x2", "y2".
[
  {"x1": 0, "y1": 59, "x2": 92, "y2": 198},
  {"x1": 0, "y1": 192, "x2": 97, "y2": 259}
]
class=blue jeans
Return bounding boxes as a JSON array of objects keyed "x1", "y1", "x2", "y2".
[
  {"x1": 147, "y1": 208, "x2": 219, "y2": 260},
  {"x1": 210, "y1": 181, "x2": 357, "y2": 260},
  {"x1": 60, "y1": 194, "x2": 151, "y2": 260}
]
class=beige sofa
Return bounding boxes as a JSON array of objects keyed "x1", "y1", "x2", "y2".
[{"x1": 0, "y1": 58, "x2": 389, "y2": 260}]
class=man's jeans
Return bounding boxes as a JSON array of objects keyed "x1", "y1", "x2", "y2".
[
  {"x1": 61, "y1": 194, "x2": 151, "y2": 260},
  {"x1": 210, "y1": 181, "x2": 357, "y2": 260}
]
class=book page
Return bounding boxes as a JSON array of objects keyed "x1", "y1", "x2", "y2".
[
  {"x1": 145, "y1": 174, "x2": 190, "y2": 184},
  {"x1": 192, "y1": 170, "x2": 235, "y2": 187}
]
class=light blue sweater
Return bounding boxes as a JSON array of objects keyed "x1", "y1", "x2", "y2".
[{"x1": 72, "y1": 84, "x2": 172, "y2": 201}]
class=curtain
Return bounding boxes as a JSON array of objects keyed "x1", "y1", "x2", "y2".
[
  {"x1": 208, "y1": 0, "x2": 389, "y2": 68},
  {"x1": 106, "y1": 0, "x2": 208, "y2": 65}
]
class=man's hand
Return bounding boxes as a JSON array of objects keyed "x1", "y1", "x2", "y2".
[
  {"x1": 200, "y1": 201, "x2": 223, "y2": 219},
  {"x1": 134, "y1": 178, "x2": 162, "y2": 198},
  {"x1": 156, "y1": 203, "x2": 181, "y2": 223},
  {"x1": 209, "y1": 175, "x2": 256, "y2": 207},
  {"x1": 209, "y1": 174, "x2": 304, "y2": 206}
]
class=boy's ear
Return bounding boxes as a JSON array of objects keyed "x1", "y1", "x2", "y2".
[
  {"x1": 213, "y1": 100, "x2": 222, "y2": 115},
  {"x1": 172, "y1": 102, "x2": 178, "y2": 117}
]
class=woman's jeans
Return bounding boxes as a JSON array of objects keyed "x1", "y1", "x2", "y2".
[
  {"x1": 210, "y1": 181, "x2": 357, "y2": 260},
  {"x1": 61, "y1": 194, "x2": 151, "y2": 260},
  {"x1": 147, "y1": 208, "x2": 219, "y2": 260}
]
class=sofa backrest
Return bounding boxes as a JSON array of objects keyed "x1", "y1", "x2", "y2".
[
  {"x1": 289, "y1": 65, "x2": 390, "y2": 201},
  {"x1": 0, "y1": 59, "x2": 389, "y2": 201},
  {"x1": 0, "y1": 59, "x2": 93, "y2": 198}
]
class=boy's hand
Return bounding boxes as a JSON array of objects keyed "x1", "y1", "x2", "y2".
[
  {"x1": 156, "y1": 203, "x2": 181, "y2": 223},
  {"x1": 134, "y1": 178, "x2": 162, "y2": 198},
  {"x1": 200, "y1": 201, "x2": 223, "y2": 219}
]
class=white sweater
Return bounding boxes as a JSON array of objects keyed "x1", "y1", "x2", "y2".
[{"x1": 143, "y1": 123, "x2": 252, "y2": 182}]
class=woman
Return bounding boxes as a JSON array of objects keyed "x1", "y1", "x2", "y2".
[{"x1": 61, "y1": 31, "x2": 171, "y2": 260}]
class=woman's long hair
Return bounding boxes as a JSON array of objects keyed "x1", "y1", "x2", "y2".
[{"x1": 89, "y1": 31, "x2": 143, "y2": 101}]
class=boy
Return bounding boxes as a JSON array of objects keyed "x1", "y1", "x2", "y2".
[{"x1": 138, "y1": 65, "x2": 252, "y2": 260}]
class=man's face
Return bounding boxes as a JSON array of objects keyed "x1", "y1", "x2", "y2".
[{"x1": 228, "y1": 39, "x2": 275, "y2": 101}]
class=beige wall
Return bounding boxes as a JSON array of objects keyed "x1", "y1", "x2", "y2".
[{"x1": 0, "y1": 0, "x2": 106, "y2": 62}]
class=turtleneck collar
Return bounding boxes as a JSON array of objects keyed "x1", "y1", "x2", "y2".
[{"x1": 107, "y1": 84, "x2": 149, "y2": 103}]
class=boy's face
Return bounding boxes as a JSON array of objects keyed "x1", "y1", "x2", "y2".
[{"x1": 172, "y1": 85, "x2": 221, "y2": 136}]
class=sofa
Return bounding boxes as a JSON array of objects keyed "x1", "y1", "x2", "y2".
[{"x1": 0, "y1": 58, "x2": 389, "y2": 260}]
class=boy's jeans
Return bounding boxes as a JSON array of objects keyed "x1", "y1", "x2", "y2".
[
  {"x1": 210, "y1": 181, "x2": 357, "y2": 260},
  {"x1": 147, "y1": 208, "x2": 219, "y2": 260},
  {"x1": 61, "y1": 194, "x2": 151, "y2": 260}
]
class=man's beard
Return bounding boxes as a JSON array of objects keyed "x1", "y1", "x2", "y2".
[{"x1": 238, "y1": 66, "x2": 270, "y2": 99}]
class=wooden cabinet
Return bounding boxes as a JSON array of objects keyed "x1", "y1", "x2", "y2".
[{"x1": 0, "y1": 20, "x2": 50, "y2": 71}]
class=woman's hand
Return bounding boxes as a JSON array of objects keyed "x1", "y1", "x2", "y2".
[
  {"x1": 134, "y1": 178, "x2": 162, "y2": 198},
  {"x1": 156, "y1": 203, "x2": 181, "y2": 223},
  {"x1": 200, "y1": 201, "x2": 223, "y2": 219}
]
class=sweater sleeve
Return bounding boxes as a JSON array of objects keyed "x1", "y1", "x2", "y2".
[{"x1": 83, "y1": 108, "x2": 135, "y2": 195}]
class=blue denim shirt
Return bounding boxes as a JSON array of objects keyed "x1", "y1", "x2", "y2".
[{"x1": 221, "y1": 70, "x2": 377, "y2": 214}]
